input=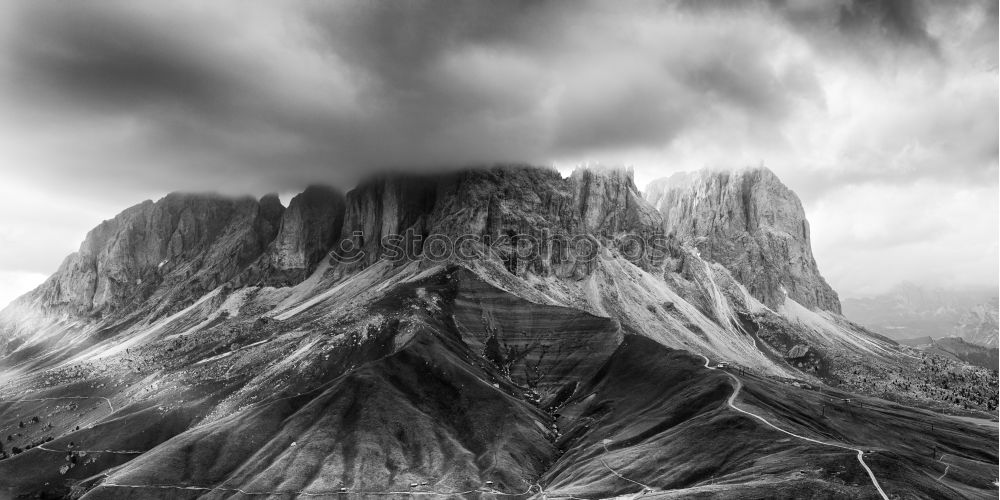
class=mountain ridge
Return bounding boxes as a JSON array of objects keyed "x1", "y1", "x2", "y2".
[
  {"x1": 645, "y1": 166, "x2": 841, "y2": 314},
  {"x1": 843, "y1": 282, "x2": 999, "y2": 347},
  {"x1": 0, "y1": 165, "x2": 995, "y2": 499}
]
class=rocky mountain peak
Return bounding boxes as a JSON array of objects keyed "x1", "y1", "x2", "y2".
[
  {"x1": 567, "y1": 166, "x2": 660, "y2": 235},
  {"x1": 29, "y1": 192, "x2": 284, "y2": 319},
  {"x1": 645, "y1": 166, "x2": 841, "y2": 313},
  {"x1": 330, "y1": 165, "x2": 663, "y2": 278},
  {"x1": 13, "y1": 165, "x2": 842, "y2": 324},
  {"x1": 243, "y1": 185, "x2": 346, "y2": 286}
]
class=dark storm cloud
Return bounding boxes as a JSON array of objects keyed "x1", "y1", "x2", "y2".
[
  {"x1": 10, "y1": 4, "x2": 232, "y2": 112},
  {"x1": 3, "y1": 1, "x2": 362, "y2": 192},
  {"x1": 1, "y1": 0, "x2": 990, "y2": 192},
  {"x1": 0, "y1": 0, "x2": 832, "y2": 194},
  {"x1": 688, "y1": 0, "x2": 941, "y2": 50},
  {"x1": 0, "y1": 0, "x2": 995, "y2": 297},
  {"x1": 834, "y1": 0, "x2": 938, "y2": 49}
]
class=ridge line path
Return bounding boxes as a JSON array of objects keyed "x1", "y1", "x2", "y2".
[
  {"x1": 4, "y1": 395, "x2": 114, "y2": 414},
  {"x1": 698, "y1": 355, "x2": 890, "y2": 500}
]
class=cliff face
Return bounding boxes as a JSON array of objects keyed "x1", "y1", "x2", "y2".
[
  {"x1": 28, "y1": 193, "x2": 284, "y2": 319},
  {"x1": 335, "y1": 166, "x2": 663, "y2": 278},
  {"x1": 567, "y1": 167, "x2": 661, "y2": 236},
  {"x1": 645, "y1": 167, "x2": 841, "y2": 313},
  {"x1": 337, "y1": 174, "x2": 440, "y2": 269},
  {"x1": 11, "y1": 165, "x2": 840, "y2": 325},
  {"x1": 10, "y1": 166, "x2": 662, "y2": 324},
  {"x1": 245, "y1": 186, "x2": 346, "y2": 286},
  {"x1": 16, "y1": 185, "x2": 352, "y2": 321}
]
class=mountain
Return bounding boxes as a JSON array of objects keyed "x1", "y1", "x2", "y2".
[
  {"x1": 0, "y1": 165, "x2": 996, "y2": 499},
  {"x1": 244, "y1": 185, "x2": 346, "y2": 287},
  {"x1": 25, "y1": 192, "x2": 284, "y2": 319},
  {"x1": 954, "y1": 304, "x2": 1000, "y2": 348},
  {"x1": 645, "y1": 168, "x2": 841, "y2": 313},
  {"x1": 843, "y1": 283, "x2": 999, "y2": 347},
  {"x1": 899, "y1": 336, "x2": 999, "y2": 370}
]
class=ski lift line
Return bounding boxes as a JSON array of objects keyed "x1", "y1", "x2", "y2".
[{"x1": 698, "y1": 354, "x2": 889, "y2": 500}]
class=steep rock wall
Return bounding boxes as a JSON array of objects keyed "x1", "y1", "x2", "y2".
[{"x1": 645, "y1": 167, "x2": 840, "y2": 313}]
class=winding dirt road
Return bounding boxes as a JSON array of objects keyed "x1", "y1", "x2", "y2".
[{"x1": 699, "y1": 355, "x2": 889, "y2": 500}]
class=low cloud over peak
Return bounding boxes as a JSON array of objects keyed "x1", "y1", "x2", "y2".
[{"x1": 0, "y1": 0, "x2": 995, "y2": 299}]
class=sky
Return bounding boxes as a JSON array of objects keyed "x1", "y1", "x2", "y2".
[{"x1": 0, "y1": 0, "x2": 996, "y2": 306}]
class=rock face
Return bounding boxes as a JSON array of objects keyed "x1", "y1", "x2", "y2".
[
  {"x1": 29, "y1": 193, "x2": 284, "y2": 319},
  {"x1": 567, "y1": 167, "x2": 661, "y2": 236},
  {"x1": 336, "y1": 173, "x2": 441, "y2": 269},
  {"x1": 17, "y1": 186, "x2": 350, "y2": 320},
  {"x1": 246, "y1": 185, "x2": 346, "y2": 286},
  {"x1": 645, "y1": 167, "x2": 841, "y2": 313},
  {"x1": 334, "y1": 166, "x2": 663, "y2": 278},
  {"x1": 14, "y1": 165, "x2": 841, "y2": 325},
  {"x1": 9, "y1": 166, "x2": 665, "y2": 324}
]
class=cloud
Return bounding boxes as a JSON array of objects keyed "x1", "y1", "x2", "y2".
[
  {"x1": 0, "y1": 271, "x2": 48, "y2": 309},
  {"x1": 811, "y1": 181, "x2": 999, "y2": 297},
  {"x1": 0, "y1": 0, "x2": 995, "y2": 299},
  {"x1": 0, "y1": 0, "x2": 830, "y2": 185}
]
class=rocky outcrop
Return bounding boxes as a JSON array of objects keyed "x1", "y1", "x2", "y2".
[
  {"x1": 645, "y1": 167, "x2": 841, "y2": 313},
  {"x1": 336, "y1": 174, "x2": 440, "y2": 269},
  {"x1": 333, "y1": 166, "x2": 663, "y2": 278},
  {"x1": 12, "y1": 185, "x2": 349, "y2": 321},
  {"x1": 26, "y1": 193, "x2": 285, "y2": 319},
  {"x1": 6, "y1": 166, "x2": 668, "y2": 325},
  {"x1": 566, "y1": 167, "x2": 662, "y2": 236},
  {"x1": 11, "y1": 165, "x2": 843, "y2": 328},
  {"x1": 245, "y1": 186, "x2": 346, "y2": 286}
]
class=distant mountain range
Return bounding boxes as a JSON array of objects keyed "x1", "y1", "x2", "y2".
[
  {"x1": 842, "y1": 283, "x2": 999, "y2": 347},
  {"x1": 898, "y1": 336, "x2": 999, "y2": 370},
  {"x1": 0, "y1": 166, "x2": 995, "y2": 499}
]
